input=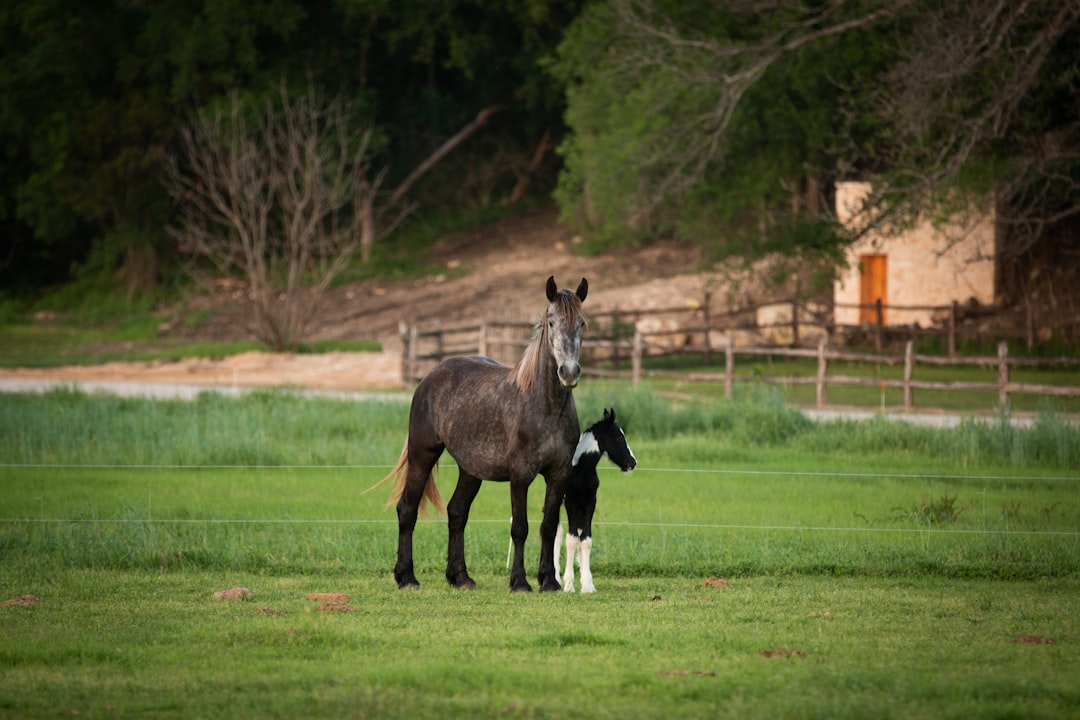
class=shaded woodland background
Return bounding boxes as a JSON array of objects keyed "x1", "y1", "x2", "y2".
[{"x1": 2, "y1": 0, "x2": 1077, "y2": 340}]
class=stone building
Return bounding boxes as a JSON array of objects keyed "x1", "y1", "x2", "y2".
[{"x1": 833, "y1": 181, "x2": 996, "y2": 328}]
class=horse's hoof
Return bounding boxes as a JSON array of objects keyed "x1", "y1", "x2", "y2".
[
  {"x1": 539, "y1": 579, "x2": 562, "y2": 593},
  {"x1": 451, "y1": 577, "x2": 477, "y2": 590},
  {"x1": 510, "y1": 581, "x2": 533, "y2": 593},
  {"x1": 395, "y1": 573, "x2": 420, "y2": 590}
]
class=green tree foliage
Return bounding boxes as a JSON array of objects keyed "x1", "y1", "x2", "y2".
[
  {"x1": 3, "y1": 0, "x2": 1075, "y2": 313},
  {"x1": 552, "y1": 0, "x2": 1079, "y2": 285},
  {"x1": 0, "y1": 1, "x2": 307, "y2": 295},
  {"x1": 0, "y1": 0, "x2": 579, "y2": 301},
  {"x1": 870, "y1": 0, "x2": 1080, "y2": 283},
  {"x1": 551, "y1": 0, "x2": 906, "y2": 264}
]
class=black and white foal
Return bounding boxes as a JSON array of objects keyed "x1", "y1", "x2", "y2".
[{"x1": 555, "y1": 408, "x2": 637, "y2": 593}]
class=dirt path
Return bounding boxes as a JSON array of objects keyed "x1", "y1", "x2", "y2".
[{"x1": 0, "y1": 351, "x2": 403, "y2": 391}]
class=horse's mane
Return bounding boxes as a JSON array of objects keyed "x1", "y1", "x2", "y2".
[{"x1": 509, "y1": 289, "x2": 586, "y2": 393}]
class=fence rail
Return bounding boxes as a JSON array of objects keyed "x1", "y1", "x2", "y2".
[{"x1": 399, "y1": 301, "x2": 1080, "y2": 411}]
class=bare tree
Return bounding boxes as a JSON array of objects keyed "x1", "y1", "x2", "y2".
[
  {"x1": 165, "y1": 84, "x2": 495, "y2": 351},
  {"x1": 165, "y1": 85, "x2": 381, "y2": 350}
]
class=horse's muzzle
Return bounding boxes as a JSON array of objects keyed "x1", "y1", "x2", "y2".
[{"x1": 558, "y1": 363, "x2": 581, "y2": 388}]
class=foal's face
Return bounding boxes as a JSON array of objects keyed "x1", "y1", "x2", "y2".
[
  {"x1": 545, "y1": 277, "x2": 588, "y2": 388},
  {"x1": 596, "y1": 408, "x2": 637, "y2": 472},
  {"x1": 600, "y1": 424, "x2": 637, "y2": 472}
]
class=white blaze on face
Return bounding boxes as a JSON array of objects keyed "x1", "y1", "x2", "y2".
[
  {"x1": 573, "y1": 430, "x2": 599, "y2": 467},
  {"x1": 618, "y1": 428, "x2": 638, "y2": 469}
]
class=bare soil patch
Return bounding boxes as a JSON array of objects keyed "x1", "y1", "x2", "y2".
[
  {"x1": 305, "y1": 593, "x2": 351, "y2": 603},
  {"x1": 212, "y1": 587, "x2": 254, "y2": 601}
]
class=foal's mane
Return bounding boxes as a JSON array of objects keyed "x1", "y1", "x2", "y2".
[{"x1": 509, "y1": 289, "x2": 586, "y2": 393}]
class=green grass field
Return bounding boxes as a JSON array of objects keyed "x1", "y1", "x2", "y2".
[{"x1": 2, "y1": 388, "x2": 1078, "y2": 718}]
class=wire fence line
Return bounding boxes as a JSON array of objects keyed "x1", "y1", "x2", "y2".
[
  {"x1": 2, "y1": 462, "x2": 1076, "y2": 483},
  {"x1": 2, "y1": 516, "x2": 1077, "y2": 538},
  {"x1": 5, "y1": 463, "x2": 1076, "y2": 540}
]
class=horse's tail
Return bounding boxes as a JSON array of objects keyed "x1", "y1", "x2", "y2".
[{"x1": 366, "y1": 440, "x2": 445, "y2": 518}]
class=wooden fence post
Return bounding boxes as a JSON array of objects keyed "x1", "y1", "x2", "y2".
[
  {"x1": 998, "y1": 341, "x2": 1010, "y2": 408},
  {"x1": 815, "y1": 336, "x2": 827, "y2": 408},
  {"x1": 791, "y1": 298, "x2": 800, "y2": 347},
  {"x1": 612, "y1": 307, "x2": 623, "y2": 370},
  {"x1": 703, "y1": 290, "x2": 712, "y2": 366},
  {"x1": 399, "y1": 321, "x2": 410, "y2": 387},
  {"x1": 1025, "y1": 301, "x2": 1034, "y2": 351},
  {"x1": 903, "y1": 340, "x2": 914, "y2": 411},
  {"x1": 407, "y1": 324, "x2": 419, "y2": 386},
  {"x1": 631, "y1": 331, "x2": 642, "y2": 389},
  {"x1": 724, "y1": 333, "x2": 735, "y2": 398},
  {"x1": 874, "y1": 298, "x2": 884, "y2": 352}
]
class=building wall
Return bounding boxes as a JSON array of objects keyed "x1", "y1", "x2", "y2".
[{"x1": 833, "y1": 181, "x2": 996, "y2": 327}]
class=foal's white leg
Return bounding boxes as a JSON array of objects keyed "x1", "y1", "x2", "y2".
[
  {"x1": 506, "y1": 516, "x2": 513, "y2": 569},
  {"x1": 562, "y1": 534, "x2": 579, "y2": 592},
  {"x1": 554, "y1": 522, "x2": 564, "y2": 585},
  {"x1": 579, "y1": 537, "x2": 595, "y2": 593}
]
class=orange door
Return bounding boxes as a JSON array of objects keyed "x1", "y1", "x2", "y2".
[{"x1": 859, "y1": 254, "x2": 887, "y2": 324}]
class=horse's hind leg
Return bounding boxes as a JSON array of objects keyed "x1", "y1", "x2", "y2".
[
  {"x1": 393, "y1": 445, "x2": 441, "y2": 590},
  {"x1": 445, "y1": 471, "x2": 482, "y2": 589}
]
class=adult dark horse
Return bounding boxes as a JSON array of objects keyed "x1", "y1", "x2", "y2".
[{"x1": 380, "y1": 275, "x2": 588, "y2": 592}]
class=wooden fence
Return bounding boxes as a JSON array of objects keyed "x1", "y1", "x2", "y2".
[
  {"x1": 621, "y1": 335, "x2": 1080, "y2": 410},
  {"x1": 398, "y1": 300, "x2": 1080, "y2": 411},
  {"x1": 400, "y1": 320, "x2": 1080, "y2": 411}
]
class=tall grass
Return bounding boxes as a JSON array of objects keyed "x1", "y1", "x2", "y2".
[
  {"x1": 0, "y1": 388, "x2": 408, "y2": 466},
  {"x1": 4, "y1": 384, "x2": 1080, "y2": 470}
]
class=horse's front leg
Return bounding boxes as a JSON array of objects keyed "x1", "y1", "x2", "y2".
[
  {"x1": 538, "y1": 478, "x2": 565, "y2": 592},
  {"x1": 554, "y1": 522, "x2": 565, "y2": 589},
  {"x1": 578, "y1": 494, "x2": 597, "y2": 593},
  {"x1": 508, "y1": 480, "x2": 533, "y2": 593},
  {"x1": 562, "y1": 533, "x2": 579, "y2": 592},
  {"x1": 445, "y1": 472, "x2": 482, "y2": 589},
  {"x1": 578, "y1": 535, "x2": 595, "y2": 593}
]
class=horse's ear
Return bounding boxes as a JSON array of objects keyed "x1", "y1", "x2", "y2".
[
  {"x1": 576, "y1": 278, "x2": 588, "y2": 302},
  {"x1": 546, "y1": 276, "x2": 558, "y2": 302},
  {"x1": 604, "y1": 408, "x2": 615, "y2": 423}
]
